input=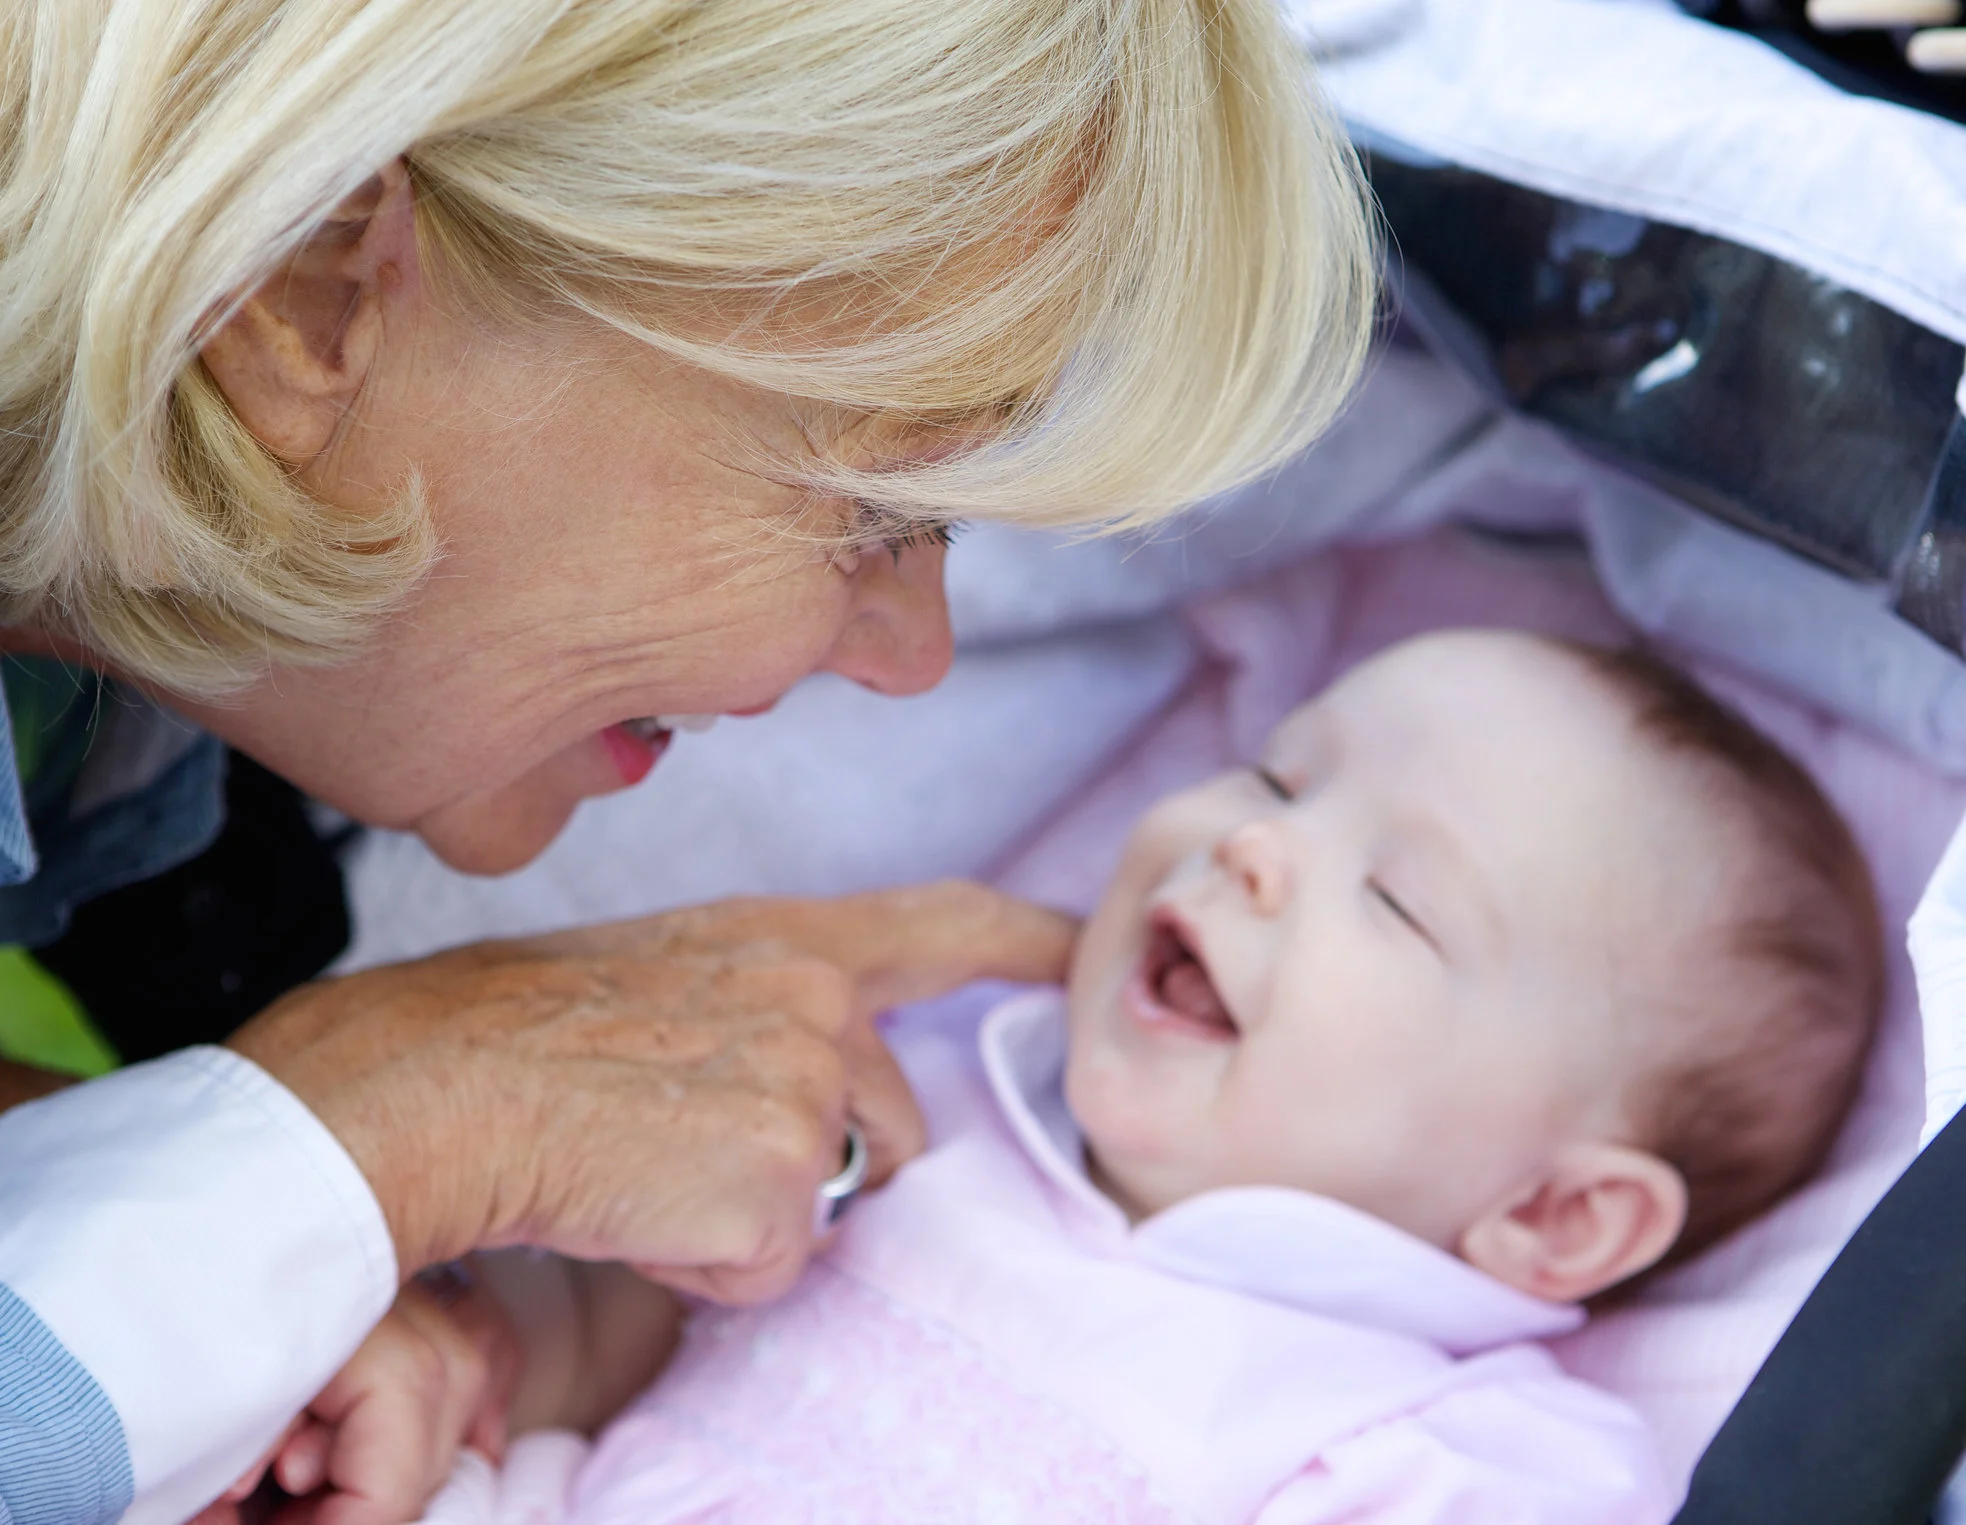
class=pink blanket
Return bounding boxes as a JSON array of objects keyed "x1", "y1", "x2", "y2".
[{"x1": 994, "y1": 526, "x2": 1966, "y2": 1482}]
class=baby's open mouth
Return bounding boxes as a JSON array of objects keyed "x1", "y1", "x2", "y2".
[{"x1": 1135, "y1": 911, "x2": 1240, "y2": 1039}]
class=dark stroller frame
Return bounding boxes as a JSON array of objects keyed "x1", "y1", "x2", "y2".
[{"x1": 1365, "y1": 116, "x2": 1966, "y2": 1522}]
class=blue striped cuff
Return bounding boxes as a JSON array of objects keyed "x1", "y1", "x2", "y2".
[
  {"x1": 0, "y1": 1283, "x2": 132, "y2": 1525},
  {"x1": 0, "y1": 688, "x2": 37, "y2": 888}
]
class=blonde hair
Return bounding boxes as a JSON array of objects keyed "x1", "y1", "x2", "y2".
[{"x1": 0, "y1": 0, "x2": 1375, "y2": 696}]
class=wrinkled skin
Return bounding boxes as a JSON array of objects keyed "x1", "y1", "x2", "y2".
[{"x1": 184, "y1": 163, "x2": 958, "y2": 877}]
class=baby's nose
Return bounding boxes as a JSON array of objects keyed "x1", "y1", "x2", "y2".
[{"x1": 1213, "y1": 821, "x2": 1291, "y2": 917}]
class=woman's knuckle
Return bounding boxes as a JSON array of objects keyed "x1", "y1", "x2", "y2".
[
  {"x1": 782, "y1": 960, "x2": 853, "y2": 1024},
  {"x1": 716, "y1": 952, "x2": 827, "y2": 1010},
  {"x1": 709, "y1": 1213, "x2": 773, "y2": 1266},
  {"x1": 754, "y1": 1095, "x2": 828, "y2": 1171},
  {"x1": 778, "y1": 1029, "x2": 847, "y2": 1096}
]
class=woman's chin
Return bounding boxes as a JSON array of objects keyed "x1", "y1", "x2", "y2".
[
  {"x1": 412, "y1": 731, "x2": 659, "y2": 875},
  {"x1": 411, "y1": 781, "x2": 590, "y2": 877},
  {"x1": 415, "y1": 802, "x2": 575, "y2": 877}
]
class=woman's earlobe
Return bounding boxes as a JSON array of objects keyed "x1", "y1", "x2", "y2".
[
  {"x1": 1458, "y1": 1144, "x2": 1689, "y2": 1304},
  {"x1": 197, "y1": 161, "x2": 417, "y2": 463}
]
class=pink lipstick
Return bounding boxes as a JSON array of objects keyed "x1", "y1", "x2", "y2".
[{"x1": 603, "y1": 722, "x2": 672, "y2": 786}]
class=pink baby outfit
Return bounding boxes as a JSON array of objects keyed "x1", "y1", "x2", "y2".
[{"x1": 432, "y1": 985, "x2": 1670, "y2": 1525}]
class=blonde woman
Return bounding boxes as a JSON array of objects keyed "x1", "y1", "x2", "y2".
[{"x1": 0, "y1": 0, "x2": 1373, "y2": 1521}]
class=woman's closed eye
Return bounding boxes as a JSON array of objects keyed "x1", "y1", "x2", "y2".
[
  {"x1": 849, "y1": 501, "x2": 963, "y2": 561},
  {"x1": 830, "y1": 509, "x2": 961, "y2": 579},
  {"x1": 879, "y1": 520, "x2": 960, "y2": 559}
]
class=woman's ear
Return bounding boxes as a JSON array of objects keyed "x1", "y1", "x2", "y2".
[
  {"x1": 1457, "y1": 1144, "x2": 1688, "y2": 1304},
  {"x1": 199, "y1": 159, "x2": 419, "y2": 463}
]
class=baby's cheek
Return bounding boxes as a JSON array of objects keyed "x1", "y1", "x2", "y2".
[
  {"x1": 1069, "y1": 1043, "x2": 1199, "y2": 1178},
  {"x1": 1065, "y1": 1046, "x2": 1150, "y2": 1160},
  {"x1": 1122, "y1": 787, "x2": 1246, "y2": 882}
]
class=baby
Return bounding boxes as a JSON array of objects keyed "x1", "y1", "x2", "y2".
[{"x1": 433, "y1": 628, "x2": 1884, "y2": 1524}]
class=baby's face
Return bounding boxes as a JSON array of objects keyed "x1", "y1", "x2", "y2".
[{"x1": 1065, "y1": 631, "x2": 1704, "y2": 1249}]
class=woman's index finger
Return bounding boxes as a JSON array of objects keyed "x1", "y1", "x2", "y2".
[
  {"x1": 794, "y1": 882, "x2": 1080, "y2": 1007},
  {"x1": 532, "y1": 884, "x2": 1078, "y2": 1005}
]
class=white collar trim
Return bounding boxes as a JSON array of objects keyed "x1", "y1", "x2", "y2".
[{"x1": 977, "y1": 989, "x2": 1584, "y2": 1356}]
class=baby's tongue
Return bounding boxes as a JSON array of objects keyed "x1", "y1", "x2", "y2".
[{"x1": 1159, "y1": 955, "x2": 1236, "y2": 1034}]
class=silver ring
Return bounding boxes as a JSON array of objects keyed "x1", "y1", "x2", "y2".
[{"x1": 813, "y1": 1122, "x2": 869, "y2": 1235}]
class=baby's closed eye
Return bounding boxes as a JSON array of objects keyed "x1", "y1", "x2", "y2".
[
  {"x1": 1251, "y1": 764, "x2": 1293, "y2": 801},
  {"x1": 1367, "y1": 879, "x2": 1437, "y2": 951}
]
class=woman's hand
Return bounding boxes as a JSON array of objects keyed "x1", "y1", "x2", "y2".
[{"x1": 229, "y1": 882, "x2": 1074, "y2": 1303}]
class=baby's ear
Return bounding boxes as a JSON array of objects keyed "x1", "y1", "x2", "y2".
[{"x1": 1457, "y1": 1144, "x2": 1688, "y2": 1304}]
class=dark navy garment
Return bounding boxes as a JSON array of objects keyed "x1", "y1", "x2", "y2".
[{"x1": 0, "y1": 660, "x2": 227, "y2": 947}]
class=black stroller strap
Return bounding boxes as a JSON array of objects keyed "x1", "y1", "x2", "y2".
[{"x1": 1673, "y1": 1103, "x2": 1966, "y2": 1524}]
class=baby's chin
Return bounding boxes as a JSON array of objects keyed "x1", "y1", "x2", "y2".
[
  {"x1": 1060, "y1": 1036, "x2": 1184, "y2": 1222},
  {"x1": 1080, "y1": 1140, "x2": 1159, "y2": 1225}
]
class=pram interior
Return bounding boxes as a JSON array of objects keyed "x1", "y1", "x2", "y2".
[
  {"x1": 345, "y1": 343, "x2": 1966, "y2": 1524},
  {"x1": 345, "y1": 3, "x2": 1966, "y2": 1518}
]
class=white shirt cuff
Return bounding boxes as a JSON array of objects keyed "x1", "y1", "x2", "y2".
[{"x1": 0, "y1": 1047, "x2": 398, "y2": 1524}]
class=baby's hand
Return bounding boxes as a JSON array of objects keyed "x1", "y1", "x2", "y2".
[{"x1": 194, "y1": 1265, "x2": 521, "y2": 1525}]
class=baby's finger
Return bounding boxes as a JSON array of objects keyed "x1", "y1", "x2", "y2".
[
  {"x1": 210, "y1": 1411, "x2": 307, "y2": 1507},
  {"x1": 296, "y1": 1378, "x2": 446, "y2": 1525},
  {"x1": 274, "y1": 1420, "x2": 334, "y2": 1498},
  {"x1": 411, "y1": 1265, "x2": 521, "y2": 1463},
  {"x1": 386, "y1": 1292, "x2": 498, "y2": 1491},
  {"x1": 289, "y1": 1293, "x2": 493, "y2": 1525}
]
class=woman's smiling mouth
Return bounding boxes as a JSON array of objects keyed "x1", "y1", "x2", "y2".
[
  {"x1": 1123, "y1": 908, "x2": 1241, "y2": 1042},
  {"x1": 602, "y1": 721, "x2": 675, "y2": 785}
]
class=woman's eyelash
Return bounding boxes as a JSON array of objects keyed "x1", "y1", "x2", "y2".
[
  {"x1": 881, "y1": 521, "x2": 961, "y2": 557},
  {"x1": 1252, "y1": 765, "x2": 1293, "y2": 801},
  {"x1": 849, "y1": 503, "x2": 964, "y2": 560}
]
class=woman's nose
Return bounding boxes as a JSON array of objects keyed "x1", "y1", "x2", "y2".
[
  {"x1": 1213, "y1": 820, "x2": 1292, "y2": 917},
  {"x1": 819, "y1": 541, "x2": 955, "y2": 696}
]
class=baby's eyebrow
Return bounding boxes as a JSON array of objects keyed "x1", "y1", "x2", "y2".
[{"x1": 1263, "y1": 707, "x2": 1341, "y2": 784}]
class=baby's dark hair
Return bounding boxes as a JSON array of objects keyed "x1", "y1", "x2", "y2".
[{"x1": 1565, "y1": 643, "x2": 1885, "y2": 1277}]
